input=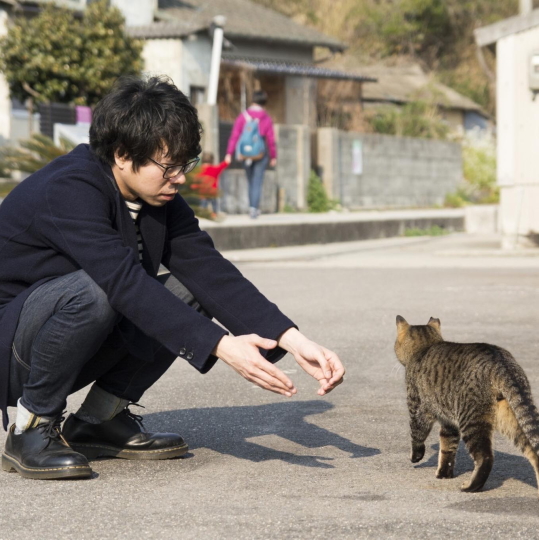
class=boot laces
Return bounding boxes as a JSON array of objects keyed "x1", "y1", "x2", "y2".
[
  {"x1": 124, "y1": 403, "x2": 146, "y2": 432},
  {"x1": 37, "y1": 414, "x2": 65, "y2": 448}
]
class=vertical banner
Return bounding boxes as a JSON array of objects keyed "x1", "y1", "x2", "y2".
[{"x1": 352, "y1": 139, "x2": 363, "y2": 175}]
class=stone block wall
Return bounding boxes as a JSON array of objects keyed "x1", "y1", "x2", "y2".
[{"x1": 318, "y1": 129, "x2": 462, "y2": 209}]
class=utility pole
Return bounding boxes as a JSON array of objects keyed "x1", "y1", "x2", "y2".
[{"x1": 207, "y1": 15, "x2": 226, "y2": 106}]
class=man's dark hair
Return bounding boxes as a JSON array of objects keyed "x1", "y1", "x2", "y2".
[
  {"x1": 90, "y1": 76, "x2": 202, "y2": 171},
  {"x1": 252, "y1": 90, "x2": 268, "y2": 106}
]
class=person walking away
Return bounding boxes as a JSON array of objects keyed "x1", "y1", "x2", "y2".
[{"x1": 225, "y1": 90, "x2": 276, "y2": 219}]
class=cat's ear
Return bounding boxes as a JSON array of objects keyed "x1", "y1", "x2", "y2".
[
  {"x1": 396, "y1": 315, "x2": 409, "y2": 338},
  {"x1": 427, "y1": 317, "x2": 441, "y2": 331}
]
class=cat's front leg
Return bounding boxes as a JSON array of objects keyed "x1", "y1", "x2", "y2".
[
  {"x1": 408, "y1": 393, "x2": 434, "y2": 463},
  {"x1": 436, "y1": 424, "x2": 460, "y2": 479}
]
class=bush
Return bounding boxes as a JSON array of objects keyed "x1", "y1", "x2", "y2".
[
  {"x1": 307, "y1": 170, "x2": 337, "y2": 213},
  {"x1": 445, "y1": 142, "x2": 498, "y2": 207}
]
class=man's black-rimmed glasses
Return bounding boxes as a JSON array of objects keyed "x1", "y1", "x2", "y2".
[{"x1": 149, "y1": 156, "x2": 200, "y2": 179}]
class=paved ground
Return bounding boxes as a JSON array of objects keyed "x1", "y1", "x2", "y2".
[{"x1": 1, "y1": 233, "x2": 539, "y2": 539}]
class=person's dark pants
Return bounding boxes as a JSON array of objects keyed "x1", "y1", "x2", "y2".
[
  {"x1": 8, "y1": 270, "x2": 205, "y2": 417},
  {"x1": 244, "y1": 153, "x2": 270, "y2": 210}
]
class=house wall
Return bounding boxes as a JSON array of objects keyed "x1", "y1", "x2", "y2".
[
  {"x1": 441, "y1": 108, "x2": 464, "y2": 133},
  {"x1": 142, "y1": 39, "x2": 183, "y2": 90},
  {"x1": 496, "y1": 28, "x2": 539, "y2": 247},
  {"x1": 223, "y1": 39, "x2": 313, "y2": 63},
  {"x1": 285, "y1": 77, "x2": 316, "y2": 127},
  {"x1": 317, "y1": 129, "x2": 462, "y2": 208},
  {"x1": 182, "y1": 34, "x2": 213, "y2": 95},
  {"x1": 111, "y1": 0, "x2": 156, "y2": 27}
]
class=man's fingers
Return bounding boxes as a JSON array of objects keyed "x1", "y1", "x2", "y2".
[
  {"x1": 250, "y1": 365, "x2": 296, "y2": 394},
  {"x1": 249, "y1": 374, "x2": 296, "y2": 397},
  {"x1": 322, "y1": 347, "x2": 345, "y2": 385},
  {"x1": 255, "y1": 359, "x2": 295, "y2": 390}
]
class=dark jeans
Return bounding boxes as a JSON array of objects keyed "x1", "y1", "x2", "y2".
[
  {"x1": 8, "y1": 270, "x2": 205, "y2": 417},
  {"x1": 244, "y1": 153, "x2": 270, "y2": 210}
]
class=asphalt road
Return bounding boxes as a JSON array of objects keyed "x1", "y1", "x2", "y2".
[{"x1": 1, "y1": 234, "x2": 539, "y2": 539}]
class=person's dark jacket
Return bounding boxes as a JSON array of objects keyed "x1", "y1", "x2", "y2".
[{"x1": 0, "y1": 145, "x2": 294, "y2": 429}]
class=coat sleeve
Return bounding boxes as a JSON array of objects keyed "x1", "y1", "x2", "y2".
[
  {"x1": 162, "y1": 196, "x2": 296, "y2": 363},
  {"x1": 38, "y1": 173, "x2": 228, "y2": 373}
]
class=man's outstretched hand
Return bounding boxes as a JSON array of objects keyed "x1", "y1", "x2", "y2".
[
  {"x1": 213, "y1": 329, "x2": 344, "y2": 397},
  {"x1": 214, "y1": 334, "x2": 297, "y2": 397},
  {"x1": 278, "y1": 328, "x2": 344, "y2": 396}
]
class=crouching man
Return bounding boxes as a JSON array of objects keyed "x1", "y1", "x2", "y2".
[{"x1": 0, "y1": 76, "x2": 344, "y2": 479}]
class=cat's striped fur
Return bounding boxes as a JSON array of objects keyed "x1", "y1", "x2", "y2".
[{"x1": 394, "y1": 315, "x2": 539, "y2": 493}]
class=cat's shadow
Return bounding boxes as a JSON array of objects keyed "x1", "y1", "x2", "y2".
[{"x1": 415, "y1": 442, "x2": 537, "y2": 491}]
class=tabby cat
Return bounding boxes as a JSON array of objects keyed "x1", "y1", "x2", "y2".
[{"x1": 394, "y1": 315, "x2": 539, "y2": 493}]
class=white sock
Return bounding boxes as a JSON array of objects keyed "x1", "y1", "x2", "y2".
[{"x1": 14, "y1": 399, "x2": 40, "y2": 434}]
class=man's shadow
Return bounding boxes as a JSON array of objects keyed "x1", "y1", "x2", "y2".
[
  {"x1": 415, "y1": 442, "x2": 537, "y2": 491},
  {"x1": 145, "y1": 400, "x2": 380, "y2": 469}
]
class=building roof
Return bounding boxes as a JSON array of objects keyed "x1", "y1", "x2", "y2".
[
  {"x1": 222, "y1": 58, "x2": 376, "y2": 82},
  {"x1": 324, "y1": 61, "x2": 487, "y2": 115},
  {"x1": 7, "y1": 0, "x2": 345, "y2": 51},
  {"x1": 128, "y1": 20, "x2": 207, "y2": 39},
  {"x1": 475, "y1": 9, "x2": 539, "y2": 48},
  {"x1": 146, "y1": 0, "x2": 345, "y2": 51}
]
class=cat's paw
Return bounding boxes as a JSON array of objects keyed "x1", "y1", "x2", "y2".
[
  {"x1": 436, "y1": 457, "x2": 455, "y2": 478},
  {"x1": 460, "y1": 480, "x2": 483, "y2": 492},
  {"x1": 436, "y1": 466, "x2": 454, "y2": 479},
  {"x1": 410, "y1": 444, "x2": 425, "y2": 463}
]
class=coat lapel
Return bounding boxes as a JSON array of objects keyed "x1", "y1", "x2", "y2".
[{"x1": 139, "y1": 203, "x2": 166, "y2": 276}]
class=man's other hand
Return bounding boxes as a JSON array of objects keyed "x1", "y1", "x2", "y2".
[
  {"x1": 214, "y1": 334, "x2": 297, "y2": 397},
  {"x1": 278, "y1": 328, "x2": 344, "y2": 396}
]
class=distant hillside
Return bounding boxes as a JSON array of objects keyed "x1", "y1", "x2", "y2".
[{"x1": 251, "y1": 0, "x2": 534, "y2": 116}]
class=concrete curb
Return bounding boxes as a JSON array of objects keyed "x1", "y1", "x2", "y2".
[{"x1": 203, "y1": 214, "x2": 465, "y2": 251}]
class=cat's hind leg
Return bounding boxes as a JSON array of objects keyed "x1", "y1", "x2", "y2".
[
  {"x1": 460, "y1": 417, "x2": 494, "y2": 492},
  {"x1": 436, "y1": 424, "x2": 459, "y2": 479},
  {"x1": 496, "y1": 398, "x2": 539, "y2": 489}
]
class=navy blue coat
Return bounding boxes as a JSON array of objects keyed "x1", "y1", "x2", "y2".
[{"x1": 0, "y1": 145, "x2": 294, "y2": 429}]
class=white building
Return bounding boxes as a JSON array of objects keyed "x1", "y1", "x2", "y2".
[{"x1": 475, "y1": 0, "x2": 539, "y2": 248}]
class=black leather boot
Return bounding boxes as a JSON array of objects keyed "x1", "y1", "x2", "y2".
[
  {"x1": 62, "y1": 405, "x2": 188, "y2": 460},
  {"x1": 2, "y1": 417, "x2": 92, "y2": 480}
]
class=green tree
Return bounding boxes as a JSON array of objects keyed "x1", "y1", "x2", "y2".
[{"x1": 0, "y1": 0, "x2": 142, "y2": 107}]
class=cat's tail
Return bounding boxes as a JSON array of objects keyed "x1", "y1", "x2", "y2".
[{"x1": 495, "y1": 359, "x2": 539, "y2": 454}]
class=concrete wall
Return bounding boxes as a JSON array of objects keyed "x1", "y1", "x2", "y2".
[
  {"x1": 317, "y1": 129, "x2": 462, "y2": 208},
  {"x1": 218, "y1": 124, "x2": 310, "y2": 214},
  {"x1": 496, "y1": 28, "x2": 539, "y2": 247}
]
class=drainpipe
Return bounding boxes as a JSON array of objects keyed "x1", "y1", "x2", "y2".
[
  {"x1": 207, "y1": 16, "x2": 226, "y2": 106},
  {"x1": 520, "y1": 0, "x2": 533, "y2": 16}
]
